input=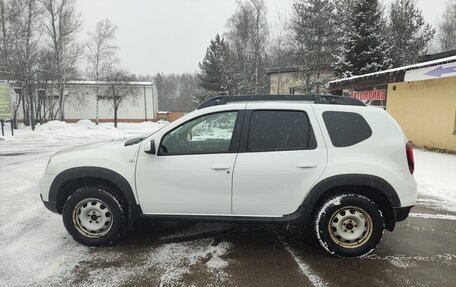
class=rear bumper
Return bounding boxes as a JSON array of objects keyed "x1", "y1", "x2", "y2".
[{"x1": 394, "y1": 205, "x2": 413, "y2": 222}]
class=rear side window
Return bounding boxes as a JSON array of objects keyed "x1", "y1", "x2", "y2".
[
  {"x1": 247, "y1": 110, "x2": 317, "y2": 152},
  {"x1": 323, "y1": 111, "x2": 372, "y2": 147}
]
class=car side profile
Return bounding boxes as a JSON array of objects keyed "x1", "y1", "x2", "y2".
[{"x1": 40, "y1": 95, "x2": 417, "y2": 257}]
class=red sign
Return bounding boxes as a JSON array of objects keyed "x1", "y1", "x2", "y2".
[{"x1": 349, "y1": 89, "x2": 386, "y2": 101}]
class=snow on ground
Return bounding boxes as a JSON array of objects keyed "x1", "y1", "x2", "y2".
[
  {"x1": 413, "y1": 149, "x2": 456, "y2": 213},
  {"x1": 0, "y1": 120, "x2": 169, "y2": 286},
  {"x1": 0, "y1": 119, "x2": 169, "y2": 144},
  {"x1": 149, "y1": 239, "x2": 233, "y2": 286}
]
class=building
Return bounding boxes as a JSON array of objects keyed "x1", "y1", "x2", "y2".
[
  {"x1": 267, "y1": 66, "x2": 334, "y2": 94},
  {"x1": 63, "y1": 81, "x2": 158, "y2": 122},
  {"x1": 14, "y1": 80, "x2": 158, "y2": 123},
  {"x1": 328, "y1": 51, "x2": 456, "y2": 151}
]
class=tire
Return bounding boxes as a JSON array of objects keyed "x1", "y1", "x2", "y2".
[
  {"x1": 62, "y1": 186, "x2": 127, "y2": 246},
  {"x1": 314, "y1": 193, "x2": 384, "y2": 257}
]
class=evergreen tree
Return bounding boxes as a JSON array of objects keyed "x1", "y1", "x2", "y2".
[
  {"x1": 334, "y1": 0, "x2": 392, "y2": 77},
  {"x1": 292, "y1": 0, "x2": 337, "y2": 92},
  {"x1": 334, "y1": 0, "x2": 355, "y2": 46},
  {"x1": 389, "y1": 0, "x2": 434, "y2": 67},
  {"x1": 196, "y1": 34, "x2": 231, "y2": 103}
]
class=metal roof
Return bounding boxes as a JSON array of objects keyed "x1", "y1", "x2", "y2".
[{"x1": 328, "y1": 56, "x2": 456, "y2": 85}]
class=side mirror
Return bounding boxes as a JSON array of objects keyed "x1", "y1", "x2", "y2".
[{"x1": 143, "y1": 140, "x2": 156, "y2": 154}]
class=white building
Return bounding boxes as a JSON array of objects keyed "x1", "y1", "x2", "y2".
[
  {"x1": 63, "y1": 81, "x2": 158, "y2": 122},
  {"x1": 12, "y1": 80, "x2": 158, "y2": 123}
]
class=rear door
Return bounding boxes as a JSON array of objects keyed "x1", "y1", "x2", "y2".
[{"x1": 232, "y1": 104, "x2": 327, "y2": 216}]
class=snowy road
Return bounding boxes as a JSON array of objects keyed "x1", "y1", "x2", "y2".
[{"x1": 0, "y1": 122, "x2": 455, "y2": 286}]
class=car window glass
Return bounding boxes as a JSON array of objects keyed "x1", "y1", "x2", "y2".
[
  {"x1": 322, "y1": 111, "x2": 372, "y2": 147},
  {"x1": 160, "y1": 111, "x2": 238, "y2": 155},
  {"x1": 247, "y1": 110, "x2": 315, "y2": 152}
]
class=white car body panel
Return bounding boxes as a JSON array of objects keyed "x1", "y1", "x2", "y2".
[
  {"x1": 312, "y1": 105, "x2": 417, "y2": 207},
  {"x1": 40, "y1": 140, "x2": 140, "y2": 202},
  {"x1": 232, "y1": 103, "x2": 328, "y2": 216},
  {"x1": 135, "y1": 153, "x2": 236, "y2": 214},
  {"x1": 135, "y1": 104, "x2": 246, "y2": 214}
]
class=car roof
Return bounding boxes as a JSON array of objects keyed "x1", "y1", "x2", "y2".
[{"x1": 197, "y1": 95, "x2": 365, "y2": 109}]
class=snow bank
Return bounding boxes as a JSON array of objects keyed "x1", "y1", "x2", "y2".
[
  {"x1": 1, "y1": 120, "x2": 168, "y2": 144},
  {"x1": 0, "y1": 155, "x2": 88, "y2": 286},
  {"x1": 413, "y1": 149, "x2": 456, "y2": 213}
]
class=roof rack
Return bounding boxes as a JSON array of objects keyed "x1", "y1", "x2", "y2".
[{"x1": 197, "y1": 94, "x2": 365, "y2": 109}]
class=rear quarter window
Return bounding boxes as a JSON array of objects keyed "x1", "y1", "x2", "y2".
[{"x1": 322, "y1": 111, "x2": 372, "y2": 147}]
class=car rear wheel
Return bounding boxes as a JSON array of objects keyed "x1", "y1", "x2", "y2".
[
  {"x1": 62, "y1": 186, "x2": 127, "y2": 246},
  {"x1": 314, "y1": 193, "x2": 384, "y2": 257}
]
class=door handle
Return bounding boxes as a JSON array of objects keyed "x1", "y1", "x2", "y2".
[
  {"x1": 296, "y1": 163, "x2": 317, "y2": 168},
  {"x1": 211, "y1": 165, "x2": 230, "y2": 171}
]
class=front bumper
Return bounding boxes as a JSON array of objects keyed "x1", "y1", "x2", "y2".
[
  {"x1": 39, "y1": 172, "x2": 59, "y2": 214},
  {"x1": 394, "y1": 205, "x2": 413, "y2": 222},
  {"x1": 40, "y1": 194, "x2": 59, "y2": 213}
]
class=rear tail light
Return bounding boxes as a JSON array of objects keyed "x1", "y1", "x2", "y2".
[{"x1": 406, "y1": 143, "x2": 415, "y2": 174}]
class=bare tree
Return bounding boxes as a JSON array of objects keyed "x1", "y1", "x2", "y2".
[
  {"x1": 226, "y1": 0, "x2": 269, "y2": 95},
  {"x1": 269, "y1": 6, "x2": 294, "y2": 68},
  {"x1": 102, "y1": 68, "x2": 138, "y2": 128},
  {"x1": 10, "y1": 0, "x2": 43, "y2": 129},
  {"x1": 86, "y1": 19, "x2": 118, "y2": 125},
  {"x1": 154, "y1": 73, "x2": 198, "y2": 112},
  {"x1": 0, "y1": 0, "x2": 13, "y2": 81},
  {"x1": 0, "y1": 0, "x2": 44, "y2": 129},
  {"x1": 438, "y1": 0, "x2": 456, "y2": 51},
  {"x1": 269, "y1": 7, "x2": 295, "y2": 93},
  {"x1": 40, "y1": 0, "x2": 83, "y2": 121}
]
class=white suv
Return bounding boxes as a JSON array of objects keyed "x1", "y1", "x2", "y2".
[{"x1": 40, "y1": 95, "x2": 417, "y2": 257}]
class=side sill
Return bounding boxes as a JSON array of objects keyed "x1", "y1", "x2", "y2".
[{"x1": 138, "y1": 214, "x2": 302, "y2": 224}]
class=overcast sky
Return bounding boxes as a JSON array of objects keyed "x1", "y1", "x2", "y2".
[{"x1": 76, "y1": 0, "x2": 449, "y2": 76}]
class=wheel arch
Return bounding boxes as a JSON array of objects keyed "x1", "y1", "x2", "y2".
[
  {"x1": 288, "y1": 174, "x2": 401, "y2": 231},
  {"x1": 49, "y1": 167, "x2": 141, "y2": 224}
]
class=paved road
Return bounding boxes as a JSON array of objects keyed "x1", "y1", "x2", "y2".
[{"x1": 0, "y1": 142, "x2": 455, "y2": 287}]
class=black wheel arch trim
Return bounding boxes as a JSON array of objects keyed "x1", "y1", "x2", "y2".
[
  {"x1": 49, "y1": 167, "x2": 142, "y2": 227},
  {"x1": 284, "y1": 174, "x2": 401, "y2": 230}
]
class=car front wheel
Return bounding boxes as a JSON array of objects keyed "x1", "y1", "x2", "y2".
[
  {"x1": 314, "y1": 193, "x2": 384, "y2": 257},
  {"x1": 62, "y1": 186, "x2": 127, "y2": 246}
]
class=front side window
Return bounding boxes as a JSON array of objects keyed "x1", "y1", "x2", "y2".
[
  {"x1": 247, "y1": 110, "x2": 316, "y2": 152},
  {"x1": 160, "y1": 111, "x2": 238, "y2": 155}
]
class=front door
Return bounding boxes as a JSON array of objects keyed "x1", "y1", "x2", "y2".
[{"x1": 136, "y1": 110, "x2": 241, "y2": 215}]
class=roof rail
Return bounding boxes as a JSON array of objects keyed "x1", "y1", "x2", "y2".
[{"x1": 197, "y1": 94, "x2": 365, "y2": 109}]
